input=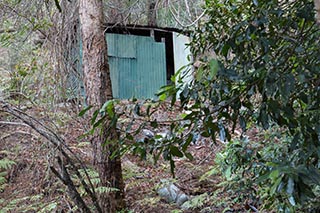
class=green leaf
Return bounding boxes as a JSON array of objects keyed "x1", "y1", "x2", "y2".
[
  {"x1": 101, "y1": 100, "x2": 115, "y2": 118},
  {"x1": 270, "y1": 177, "x2": 282, "y2": 195},
  {"x1": 159, "y1": 93, "x2": 167, "y2": 101},
  {"x1": 184, "y1": 152, "x2": 194, "y2": 161},
  {"x1": 92, "y1": 115, "x2": 106, "y2": 129},
  {"x1": 151, "y1": 120, "x2": 158, "y2": 128},
  {"x1": 0, "y1": 158, "x2": 16, "y2": 170},
  {"x1": 91, "y1": 109, "x2": 99, "y2": 125},
  {"x1": 170, "y1": 158, "x2": 176, "y2": 177},
  {"x1": 221, "y1": 44, "x2": 231, "y2": 57},
  {"x1": 180, "y1": 113, "x2": 188, "y2": 119},
  {"x1": 170, "y1": 146, "x2": 183, "y2": 158},
  {"x1": 260, "y1": 109, "x2": 269, "y2": 129},
  {"x1": 209, "y1": 59, "x2": 219, "y2": 78},
  {"x1": 78, "y1": 105, "x2": 93, "y2": 117},
  {"x1": 239, "y1": 115, "x2": 246, "y2": 132},
  {"x1": 196, "y1": 66, "x2": 204, "y2": 81},
  {"x1": 155, "y1": 134, "x2": 164, "y2": 140},
  {"x1": 182, "y1": 134, "x2": 193, "y2": 152},
  {"x1": 269, "y1": 170, "x2": 280, "y2": 181},
  {"x1": 225, "y1": 166, "x2": 232, "y2": 180},
  {"x1": 126, "y1": 134, "x2": 134, "y2": 140},
  {"x1": 168, "y1": 0, "x2": 320, "y2": 208},
  {"x1": 133, "y1": 103, "x2": 141, "y2": 116}
]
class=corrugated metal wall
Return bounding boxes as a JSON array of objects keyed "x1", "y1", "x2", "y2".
[
  {"x1": 172, "y1": 32, "x2": 193, "y2": 98},
  {"x1": 173, "y1": 33, "x2": 193, "y2": 82},
  {"x1": 107, "y1": 33, "x2": 166, "y2": 99}
]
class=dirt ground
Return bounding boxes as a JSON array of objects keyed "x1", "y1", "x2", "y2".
[{"x1": 0, "y1": 100, "x2": 253, "y2": 212}]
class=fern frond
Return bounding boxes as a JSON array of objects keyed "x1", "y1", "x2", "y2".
[
  {"x1": 30, "y1": 194, "x2": 43, "y2": 201},
  {"x1": 78, "y1": 168, "x2": 99, "y2": 178},
  {"x1": 90, "y1": 177, "x2": 100, "y2": 185},
  {"x1": 0, "y1": 158, "x2": 15, "y2": 170},
  {"x1": 96, "y1": 186, "x2": 119, "y2": 194},
  {"x1": 38, "y1": 202, "x2": 58, "y2": 213},
  {"x1": 0, "y1": 176, "x2": 6, "y2": 185}
]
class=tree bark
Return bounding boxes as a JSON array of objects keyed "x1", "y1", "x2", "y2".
[
  {"x1": 315, "y1": 0, "x2": 320, "y2": 24},
  {"x1": 79, "y1": 0, "x2": 125, "y2": 212},
  {"x1": 148, "y1": 0, "x2": 157, "y2": 26}
]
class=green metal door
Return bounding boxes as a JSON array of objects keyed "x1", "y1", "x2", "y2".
[{"x1": 107, "y1": 33, "x2": 166, "y2": 99}]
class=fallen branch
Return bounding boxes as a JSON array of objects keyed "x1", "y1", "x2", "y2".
[
  {"x1": 0, "y1": 130, "x2": 39, "y2": 141},
  {"x1": 0, "y1": 28, "x2": 15, "y2": 34},
  {"x1": 50, "y1": 156, "x2": 91, "y2": 213},
  {"x1": 0, "y1": 100, "x2": 102, "y2": 213},
  {"x1": 0, "y1": 121, "x2": 30, "y2": 127}
]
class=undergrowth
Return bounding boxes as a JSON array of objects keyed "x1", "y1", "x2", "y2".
[{"x1": 201, "y1": 126, "x2": 320, "y2": 212}]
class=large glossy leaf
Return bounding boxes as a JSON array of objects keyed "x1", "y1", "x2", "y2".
[{"x1": 170, "y1": 146, "x2": 183, "y2": 158}]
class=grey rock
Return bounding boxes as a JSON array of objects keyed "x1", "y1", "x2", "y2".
[
  {"x1": 155, "y1": 131, "x2": 171, "y2": 142},
  {"x1": 142, "y1": 129, "x2": 155, "y2": 139},
  {"x1": 157, "y1": 180, "x2": 189, "y2": 206},
  {"x1": 176, "y1": 193, "x2": 189, "y2": 206}
]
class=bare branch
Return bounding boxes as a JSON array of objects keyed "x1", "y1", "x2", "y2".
[
  {"x1": 168, "y1": 0, "x2": 206, "y2": 28},
  {"x1": 0, "y1": 130, "x2": 39, "y2": 141},
  {"x1": 184, "y1": 0, "x2": 192, "y2": 18},
  {"x1": 50, "y1": 156, "x2": 91, "y2": 213},
  {"x1": 0, "y1": 121, "x2": 29, "y2": 127},
  {"x1": 0, "y1": 28, "x2": 15, "y2": 34}
]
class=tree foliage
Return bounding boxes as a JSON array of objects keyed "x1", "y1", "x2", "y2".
[
  {"x1": 177, "y1": 0, "x2": 320, "y2": 211},
  {"x1": 126, "y1": 0, "x2": 319, "y2": 211},
  {"x1": 102, "y1": 0, "x2": 319, "y2": 208}
]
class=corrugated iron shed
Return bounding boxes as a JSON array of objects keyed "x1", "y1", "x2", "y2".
[{"x1": 76, "y1": 25, "x2": 192, "y2": 100}]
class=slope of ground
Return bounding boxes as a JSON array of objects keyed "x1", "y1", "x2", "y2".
[{"x1": 0, "y1": 100, "x2": 255, "y2": 212}]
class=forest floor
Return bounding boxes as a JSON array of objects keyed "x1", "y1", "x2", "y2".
[{"x1": 0, "y1": 100, "x2": 260, "y2": 213}]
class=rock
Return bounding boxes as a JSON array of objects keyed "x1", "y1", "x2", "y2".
[
  {"x1": 136, "y1": 137, "x2": 145, "y2": 143},
  {"x1": 142, "y1": 129, "x2": 155, "y2": 139},
  {"x1": 141, "y1": 129, "x2": 172, "y2": 143},
  {"x1": 157, "y1": 179, "x2": 189, "y2": 206},
  {"x1": 155, "y1": 131, "x2": 171, "y2": 142}
]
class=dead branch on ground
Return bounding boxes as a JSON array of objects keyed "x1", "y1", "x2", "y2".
[{"x1": 0, "y1": 100, "x2": 102, "y2": 213}]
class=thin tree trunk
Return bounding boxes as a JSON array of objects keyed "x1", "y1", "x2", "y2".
[
  {"x1": 108, "y1": 0, "x2": 124, "y2": 24},
  {"x1": 315, "y1": 0, "x2": 320, "y2": 24},
  {"x1": 148, "y1": 0, "x2": 157, "y2": 26},
  {"x1": 79, "y1": 0, "x2": 125, "y2": 212}
]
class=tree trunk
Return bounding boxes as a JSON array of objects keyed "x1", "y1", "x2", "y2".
[
  {"x1": 107, "y1": 0, "x2": 124, "y2": 24},
  {"x1": 148, "y1": 0, "x2": 157, "y2": 26},
  {"x1": 315, "y1": 0, "x2": 320, "y2": 24},
  {"x1": 79, "y1": 0, "x2": 125, "y2": 212}
]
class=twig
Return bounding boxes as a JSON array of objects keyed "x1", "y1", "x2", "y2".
[
  {"x1": 184, "y1": 0, "x2": 192, "y2": 18},
  {"x1": 0, "y1": 28, "x2": 15, "y2": 34},
  {"x1": 168, "y1": 0, "x2": 206, "y2": 28},
  {"x1": 0, "y1": 130, "x2": 39, "y2": 141},
  {"x1": 0, "y1": 121, "x2": 29, "y2": 127}
]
